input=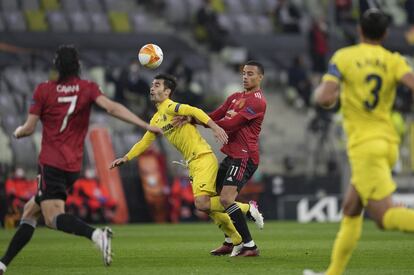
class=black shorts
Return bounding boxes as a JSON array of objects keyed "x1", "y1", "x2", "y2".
[
  {"x1": 34, "y1": 164, "x2": 80, "y2": 205},
  {"x1": 216, "y1": 156, "x2": 258, "y2": 193}
]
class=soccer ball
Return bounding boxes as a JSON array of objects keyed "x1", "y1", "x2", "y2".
[{"x1": 138, "y1": 44, "x2": 163, "y2": 69}]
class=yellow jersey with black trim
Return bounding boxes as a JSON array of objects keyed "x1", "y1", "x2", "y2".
[
  {"x1": 126, "y1": 98, "x2": 213, "y2": 162},
  {"x1": 322, "y1": 43, "x2": 412, "y2": 148}
]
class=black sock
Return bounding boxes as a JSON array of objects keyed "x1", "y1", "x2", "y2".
[
  {"x1": 1, "y1": 223, "x2": 35, "y2": 266},
  {"x1": 226, "y1": 203, "x2": 252, "y2": 244},
  {"x1": 55, "y1": 214, "x2": 95, "y2": 240}
]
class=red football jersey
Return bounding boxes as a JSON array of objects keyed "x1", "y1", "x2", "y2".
[
  {"x1": 210, "y1": 89, "x2": 266, "y2": 164},
  {"x1": 29, "y1": 76, "x2": 102, "y2": 172}
]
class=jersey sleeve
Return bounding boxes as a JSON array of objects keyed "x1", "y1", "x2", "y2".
[
  {"x1": 393, "y1": 53, "x2": 413, "y2": 82},
  {"x1": 89, "y1": 82, "x2": 103, "y2": 102},
  {"x1": 209, "y1": 94, "x2": 234, "y2": 121},
  {"x1": 166, "y1": 101, "x2": 211, "y2": 125},
  {"x1": 238, "y1": 98, "x2": 265, "y2": 120},
  {"x1": 29, "y1": 84, "x2": 44, "y2": 115},
  {"x1": 125, "y1": 114, "x2": 157, "y2": 160},
  {"x1": 322, "y1": 50, "x2": 346, "y2": 83}
]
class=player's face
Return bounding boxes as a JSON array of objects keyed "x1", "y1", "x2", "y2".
[
  {"x1": 242, "y1": 65, "x2": 263, "y2": 91},
  {"x1": 150, "y1": 79, "x2": 170, "y2": 103}
]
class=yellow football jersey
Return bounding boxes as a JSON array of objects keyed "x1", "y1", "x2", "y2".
[
  {"x1": 323, "y1": 43, "x2": 412, "y2": 148},
  {"x1": 126, "y1": 98, "x2": 213, "y2": 162}
]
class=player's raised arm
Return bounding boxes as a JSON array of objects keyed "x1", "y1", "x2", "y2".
[
  {"x1": 13, "y1": 114, "x2": 40, "y2": 138},
  {"x1": 95, "y1": 95, "x2": 162, "y2": 135}
]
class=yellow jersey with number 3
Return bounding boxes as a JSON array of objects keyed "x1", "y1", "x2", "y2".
[{"x1": 322, "y1": 43, "x2": 412, "y2": 149}]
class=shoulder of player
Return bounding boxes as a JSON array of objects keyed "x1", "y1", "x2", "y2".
[{"x1": 332, "y1": 45, "x2": 358, "y2": 59}]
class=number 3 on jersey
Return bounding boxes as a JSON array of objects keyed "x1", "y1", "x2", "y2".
[
  {"x1": 58, "y1": 95, "x2": 78, "y2": 132},
  {"x1": 364, "y1": 74, "x2": 382, "y2": 111}
]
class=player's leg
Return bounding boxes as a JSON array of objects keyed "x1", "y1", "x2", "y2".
[
  {"x1": 324, "y1": 185, "x2": 364, "y2": 275},
  {"x1": 39, "y1": 165, "x2": 112, "y2": 266},
  {"x1": 367, "y1": 142, "x2": 414, "y2": 232},
  {"x1": 0, "y1": 197, "x2": 41, "y2": 273},
  {"x1": 219, "y1": 157, "x2": 260, "y2": 256},
  {"x1": 368, "y1": 196, "x2": 414, "y2": 231}
]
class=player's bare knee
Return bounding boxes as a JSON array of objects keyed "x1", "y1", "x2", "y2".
[{"x1": 219, "y1": 196, "x2": 233, "y2": 209}]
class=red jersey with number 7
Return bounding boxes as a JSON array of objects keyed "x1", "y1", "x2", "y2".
[{"x1": 29, "y1": 76, "x2": 102, "y2": 172}]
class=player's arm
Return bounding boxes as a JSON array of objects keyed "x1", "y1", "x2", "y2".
[
  {"x1": 314, "y1": 80, "x2": 340, "y2": 109},
  {"x1": 172, "y1": 95, "x2": 232, "y2": 127},
  {"x1": 168, "y1": 103, "x2": 228, "y2": 144},
  {"x1": 400, "y1": 72, "x2": 414, "y2": 93},
  {"x1": 209, "y1": 95, "x2": 233, "y2": 121},
  {"x1": 215, "y1": 113, "x2": 248, "y2": 132},
  {"x1": 13, "y1": 114, "x2": 40, "y2": 138},
  {"x1": 95, "y1": 95, "x2": 162, "y2": 134},
  {"x1": 109, "y1": 130, "x2": 157, "y2": 169}
]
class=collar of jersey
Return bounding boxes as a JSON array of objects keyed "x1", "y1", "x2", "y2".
[{"x1": 156, "y1": 98, "x2": 173, "y2": 110}]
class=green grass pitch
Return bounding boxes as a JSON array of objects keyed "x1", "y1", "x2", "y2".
[{"x1": 1, "y1": 221, "x2": 413, "y2": 274}]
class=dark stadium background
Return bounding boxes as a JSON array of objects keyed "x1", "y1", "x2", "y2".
[{"x1": 1, "y1": 0, "x2": 413, "y2": 227}]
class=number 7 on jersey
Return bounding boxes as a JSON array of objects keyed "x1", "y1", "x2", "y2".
[{"x1": 58, "y1": 95, "x2": 78, "y2": 132}]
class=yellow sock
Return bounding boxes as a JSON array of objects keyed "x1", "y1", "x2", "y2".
[
  {"x1": 326, "y1": 215, "x2": 363, "y2": 275},
  {"x1": 209, "y1": 212, "x2": 242, "y2": 245},
  {"x1": 209, "y1": 196, "x2": 249, "y2": 214},
  {"x1": 383, "y1": 207, "x2": 414, "y2": 231}
]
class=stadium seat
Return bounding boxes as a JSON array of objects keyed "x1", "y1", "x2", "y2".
[
  {"x1": 25, "y1": 10, "x2": 48, "y2": 31},
  {"x1": 234, "y1": 14, "x2": 256, "y2": 33},
  {"x1": 10, "y1": 137, "x2": 37, "y2": 170},
  {"x1": 130, "y1": 12, "x2": 153, "y2": 33},
  {"x1": 3, "y1": 11, "x2": 26, "y2": 31},
  {"x1": 185, "y1": 0, "x2": 203, "y2": 19},
  {"x1": 244, "y1": 0, "x2": 265, "y2": 14},
  {"x1": 0, "y1": 94, "x2": 17, "y2": 116},
  {"x1": 0, "y1": 122, "x2": 12, "y2": 165},
  {"x1": 223, "y1": 0, "x2": 246, "y2": 14},
  {"x1": 255, "y1": 15, "x2": 273, "y2": 34},
  {"x1": 217, "y1": 14, "x2": 236, "y2": 32},
  {"x1": 21, "y1": 0, "x2": 40, "y2": 11},
  {"x1": 60, "y1": 0, "x2": 82, "y2": 12},
  {"x1": 46, "y1": 11, "x2": 70, "y2": 32},
  {"x1": 41, "y1": 0, "x2": 60, "y2": 11},
  {"x1": 0, "y1": 0, "x2": 19, "y2": 11},
  {"x1": 103, "y1": 0, "x2": 135, "y2": 12},
  {"x1": 83, "y1": 0, "x2": 104, "y2": 13},
  {"x1": 0, "y1": 14, "x2": 4, "y2": 31},
  {"x1": 67, "y1": 11, "x2": 91, "y2": 32},
  {"x1": 1, "y1": 114, "x2": 20, "y2": 136},
  {"x1": 90, "y1": 12, "x2": 111, "y2": 33},
  {"x1": 108, "y1": 11, "x2": 131, "y2": 33},
  {"x1": 163, "y1": 0, "x2": 188, "y2": 25},
  {"x1": 3, "y1": 68, "x2": 31, "y2": 94},
  {"x1": 26, "y1": 69, "x2": 48, "y2": 90},
  {"x1": 263, "y1": 0, "x2": 278, "y2": 11}
]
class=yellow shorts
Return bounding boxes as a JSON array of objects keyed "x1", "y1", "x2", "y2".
[
  {"x1": 188, "y1": 153, "x2": 218, "y2": 197},
  {"x1": 349, "y1": 139, "x2": 398, "y2": 206}
]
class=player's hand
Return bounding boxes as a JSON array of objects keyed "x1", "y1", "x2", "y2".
[
  {"x1": 109, "y1": 156, "x2": 128, "y2": 169},
  {"x1": 13, "y1": 126, "x2": 23, "y2": 139},
  {"x1": 172, "y1": 116, "x2": 191, "y2": 127},
  {"x1": 212, "y1": 126, "x2": 228, "y2": 144},
  {"x1": 147, "y1": 125, "x2": 163, "y2": 135}
]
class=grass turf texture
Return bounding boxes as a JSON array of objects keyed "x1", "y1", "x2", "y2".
[{"x1": 1, "y1": 221, "x2": 413, "y2": 274}]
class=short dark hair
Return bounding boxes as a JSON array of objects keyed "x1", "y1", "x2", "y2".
[
  {"x1": 54, "y1": 45, "x2": 80, "y2": 82},
  {"x1": 245, "y1": 60, "x2": 264, "y2": 75},
  {"x1": 360, "y1": 9, "x2": 389, "y2": 41},
  {"x1": 154, "y1": 73, "x2": 177, "y2": 98}
]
